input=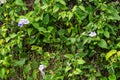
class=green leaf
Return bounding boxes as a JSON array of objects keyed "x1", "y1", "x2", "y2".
[
  {"x1": 32, "y1": 23, "x2": 46, "y2": 32},
  {"x1": 31, "y1": 45, "x2": 41, "y2": 50},
  {"x1": 14, "y1": 58, "x2": 26, "y2": 67},
  {"x1": 77, "y1": 58, "x2": 85, "y2": 64},
  {"x1": 5, "y1": 37, "x2": 11, "y2": 42},
  {"x1": 73, "y1": 68, "x2": 82, "y2": 75},
  {"x1": 104, "y1": 30, "x2": 110, "y2": 38},
  {"x1": 59, "y1": 11, "x2": 66, "y2": 19},
  {"x1": 32, "y1": 70, "x2": 38, "y2": 79},
  {"x1": 15, "y1": 0, "x2": 27, "y2": 10},
  {"x1": 27, "y1": 28, "x2": 33, "y2": 36},
  {"x1": 82, "y1": 38, "x2": 89, "y2": 46},
  {"x1": 26, "y1": 11, "x2": 34, "y2": 18},
  {"x1": 108, "y1": 74, "x2": 116, "y2": 80},
  {"x1": 0, "y1": 68, "x2": 5, "y2": 79},
  {"x1": 98, "y1": 39, "x2": 107, "y2": 49},
  {"x1": 23, "y1": 64, "x2": 31, "y2": 74},
  {"x1": 34, "y1": 0, "x2": 41, "y2": 14},
  {"x1": 53, "y1": 6, "x2": 59, "y2": 13},
  {"x1": 10, "y1": 33, "x2": 17, "y2": 38},
  {"x1": 79, "y1": 5, "x2": 85, "y2": 12},
  {"x1": 56, "y1": 0, "x2": 66, "y2": 6},
  {"x1": 70, "y1": 38, "x2": 76, "y2": 44},
  {"x1": 64, "y1": 54, "x2": 74, "y2": 59},
  {"x1": 67, "y1": 11, "x2": 73, "y2": 20},
  {"x1": 72, "y1": 5, "x2": 77, "y2": 12},
  {"x1": 105, "y1": 50, "x2": 117, "y2": 60},
  {"x1": 47, "y1": 26, "x2": 54, "y2": 32},
  {"x1": 65, "y1": 66, "x2": 71, "y2": 72},
  {"x1": 43, "y1": 14, "x2": 49, "y2": 24},
  {"x1": 15, "y1": 0, "x2": 24, "y2": 6},
  {"x1": 100, "y1": 77, "x2": 107, "y2": 80},
  {"x1": 27, "y1": 75, "x2": 33, "y2": 80},
  {"x1": 32, "y1": 60, "x2": 38, "y2": 69},
  {"x1": 38, "y1": 27, "x2": 46, "y2": 32}
]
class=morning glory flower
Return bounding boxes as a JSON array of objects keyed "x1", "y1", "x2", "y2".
[
  {"x1": 18, "y1": 18, "x2": 29, "y2": 27},
  {"x1": 39, "y1": 65, "x2": 46, "y2": 78},
  {"x1": 0, "y1": 0, "x2": 6, "y2": 4},
  {"x1": 89, "y1": 31, "x2": 96, "y2": 37}
]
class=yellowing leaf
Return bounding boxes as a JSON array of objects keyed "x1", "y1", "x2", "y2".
[
  {"x1": 105, "y1": 50, "x2": 117, "y2": 60},
  {"x1": 117, "y1": 51, "x2": 120, "y2": 56}
]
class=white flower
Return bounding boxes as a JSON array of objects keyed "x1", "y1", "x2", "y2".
[
  {"x1": 89, "y1": 31, "x2": 96, "y2": 37},
  {"x1": 39, "y1": 65, "x2": 46, "y2": 78},
  {"x1": 18, "y1": 18, "x2": 29, "y2": 27},
  {"x1": 66, "y1": 62, "x2": 71, "y2": 66},
  {"x1": 39, "y1": 65, "x2": 46, "y2": 71},
  {"x1": 0, "y1": 0, "x2": 6, "y2": 4}
]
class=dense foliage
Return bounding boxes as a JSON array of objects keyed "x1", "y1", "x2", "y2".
[{"x1": 0, "y1": 0, "x2": 120, "y2": 80}]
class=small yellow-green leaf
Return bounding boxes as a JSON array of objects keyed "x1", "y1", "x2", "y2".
[
  {"x1": 53, "y1": 6, "x2": 59, "y2": 13},
  {"x1": 77, "y1": 58, "x2": 85, "y2": 64},
  {"x1": 65, "y1": 66, "x2": 71, "y2": 72},
  {"x1": 105, "y1": 50, "x2": 117, "y2": 60},
  {"x1": 67, "y1": 11, "x2": 73, "y2": 20},
  {"x1": 73, "y1": 68, "x2": 82, "y2": 75},
  {"x1": 79, "y1": 5, "x2": 85, "y2": 12},
  {"x1": 117, "y1": 51, "x2": 120, "y2": 56},
  {"x1": 104, "y1": 30, "x2": 110, "y2": 38},
  {"x1": 108, "y1": 74, "x2": 116, "y2": 80}
]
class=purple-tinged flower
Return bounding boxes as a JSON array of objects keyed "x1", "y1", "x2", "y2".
[
  {"x1": 18, "y1": 18, "x2": 29, "y2": 27},
  {"x1": 39, "y1": 65, "x2": 46, "y2": 78},
  {"x1": 18, "y1": 22, "x2": 23, "y2": 27},
  {"x1": 89, "y1": 31, "x2": 97, "y2": 37}
]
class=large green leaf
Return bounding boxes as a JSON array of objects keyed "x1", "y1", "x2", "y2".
[
  {"x1": 23, "y1": 64, "x2": 31, "y2": 74},
  {"x1": 32, "y1": 70, "x2": 38, "y2": 79},
  {"x1": 43, "y1": 14, "x2": 49, "y2": 24},
  {"x1": 14, "y1": 58, "x2": 26, "y2": 67},
  {"x1": 0, "y1": 68, "x2": 5, "y2": 79},
  {"x1": 108, "y1": 74, "x2": 116, "y2": 80},
  {"x1": 98, "y1": 39, "x2": 107, "y2": 49}
]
